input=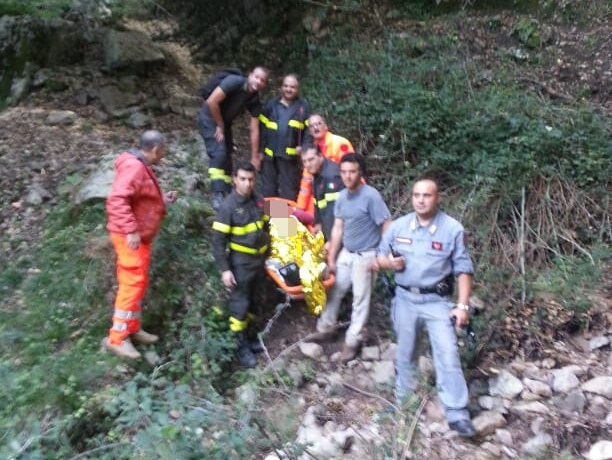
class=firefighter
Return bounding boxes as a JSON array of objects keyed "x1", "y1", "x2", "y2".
[
  {"x1": 102, "y1": 130, "x2": 178, "y2": 360},
  {"x1": 296, "y1": 114, "x2": 353, "y2": 215},
  {"x1": 211, "y1": 162, "x2": 270, "y2": 367},
  {"x1": 300, "y1": 144, "x2": 344, "y2": 242},
  {"x1": 259, "y1": 73, "x2": 311, "y2": 200},
  {"x1": 198, "y1": 66, "x2": 269, "y2": 211}
]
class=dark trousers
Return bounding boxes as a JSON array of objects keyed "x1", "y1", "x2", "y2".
[
  {"x1": 228, "y1": 261, "x2": 264, "y2": 330},
  {"x1": 260, "y1": 155, "x2": 301, "y2": 201},
  {"x1": 198, "y1": 109, "x2": 233, "y2": 194}
]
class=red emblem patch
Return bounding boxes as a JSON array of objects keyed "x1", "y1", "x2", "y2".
[
  {"x1": 340, "y1": 144, "x2": 349, "y2": 152},
  {"x1": 432, "y1": 241, "x2": 443, "y2": 250}
]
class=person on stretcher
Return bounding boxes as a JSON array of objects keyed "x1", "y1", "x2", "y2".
[{"x1": 264, "y1": 199, "x2": 329, "y2": 315}]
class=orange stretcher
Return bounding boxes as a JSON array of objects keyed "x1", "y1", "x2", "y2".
[{"x1": 264, "y1": 197, "x2": 335, "y2": 300}]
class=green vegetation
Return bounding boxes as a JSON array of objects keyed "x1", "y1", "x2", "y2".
[
  {"x1": 1, "y1": 0, "x2": 610, "y2": 457},
  {"x1": 0, "y1": 0, "x2": 72, "y2": 18}
]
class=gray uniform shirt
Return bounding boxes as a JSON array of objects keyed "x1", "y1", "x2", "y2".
[
  {"x1": 334, "y1": 184, "x2": 390, "y2": 252},
  {"x1": 378, "y1": 211, "x2": 473, "y2": 287}
]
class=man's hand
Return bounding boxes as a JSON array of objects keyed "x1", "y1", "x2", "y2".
[
  {"x1": 126, "y1": 232, "x2": 141, "y2": 249},
  {"x1": 251, "y1": 153, "x2": 263, "y2": 171},
  {"x1": 450, "y1": 308, "x2": 469, "y2": 328},
  {"x1": 164, "y1": 191, "x2": 178, "y2": 204},
  {"x1": 214, "y1": 126, "x2": 225, "y2": 142},
  {"x1": 327, "y1": 258, "x2": 336, "y2": 274},
  {"x1": 370, "y1": 258, "x2": 380, "y2": 271},
  {"x1": 221, "y1": 270, "x2": 236, "y2": 288},
  {"x1": 312, "y1": 223, "x2": 322, "y2": 235},
  {"x1": 388, "y1": 253, "x2": 406, "y2": 271}
]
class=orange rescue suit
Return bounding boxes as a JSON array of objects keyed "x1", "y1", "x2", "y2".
[{"x1": 296, "y1": 131, "x2": 354, "y2": 215}]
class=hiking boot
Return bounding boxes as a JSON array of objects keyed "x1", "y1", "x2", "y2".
[
  {"x1": 449, "y1": 419, "x2": 476, "y2": 438},
  {"x1": 249, "y1": 338, "x2": 265, "y2": 354},
  {"x1": 131, "y1": 329, "x2": 159, "y2": 345},
  {"x1": 339, "y1": 343, "x2": 360, "y2": 363},
  {"x1": 101, "y1": 337, "x2": 141, "y2": 360},
  {"x1": 237, "y1": 344, "x2": 258, "y2": 368},
  {"x1": 212, "y1": 192, "x2": 225, "y2": 212}
]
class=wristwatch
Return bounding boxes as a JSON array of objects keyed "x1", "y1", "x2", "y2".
[{"x1": 456, "y1": 303, "x2": 470, "y2": 312}]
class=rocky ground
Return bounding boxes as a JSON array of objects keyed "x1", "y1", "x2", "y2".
[{"x1": 0, "y1": 10, "x2": 610, "y2": 460}]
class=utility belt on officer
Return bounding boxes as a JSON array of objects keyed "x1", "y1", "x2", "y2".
[{"x1": 396, "y1": 275, "x2": 454, "y2": 296}]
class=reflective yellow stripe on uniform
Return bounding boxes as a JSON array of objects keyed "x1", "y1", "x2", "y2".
[
  {"x1": 209, "y1": 167, "x2": 231, "y2": 183},
  {"x1": 259, "y1": 114, "x2": 278, "y2": 130},
  {"x1": 229, "y1": 316, "x2": 248, "y2": 332},
  {"x1": 229, "y1": 242, "x2": 269, "y2": 255},
  {"x1": 288, "y1": 119, "x2": 305, "y2": 129},
  {"x1": 213, "y1": 220, "x2": 265, "y2": 235},
  {"x1": 286, "y1": 147, "x2": 297, "y2": 155},
  {"x1": 264, "y1": 147, "x2": 274, "y2": 157},
  {"x1": 212, "y1": 221, "x2": 231, "y2": 234},
  {"x1": 231, "y1": 220, "x2": 265, "y2": 236},
  {"x1": 314, "y1": 191, "x2": 340, "y2": 209}
]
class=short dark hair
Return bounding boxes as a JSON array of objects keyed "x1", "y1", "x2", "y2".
[
  {"x1": 234, "y1": 161, "x2": 256, "y2": 176},
  {"x1": 301, "y1": 143, "x2": 322, "y2": 156},
  {"x1": 340, "y1": 152, "x2": 365, "y2": 175}
]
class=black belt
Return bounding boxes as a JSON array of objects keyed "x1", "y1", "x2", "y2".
[
  {"x1": 396, "y1": 284, "x2": 438, "y2": 295},
  {"x1": 346, "y1": 248, "x2": 375, "y2": 256}
]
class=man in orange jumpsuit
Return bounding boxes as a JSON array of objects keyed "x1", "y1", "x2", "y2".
[
  {"x1": 102, "y1": 130, "x2": 178, "y2": 360},
  {"x1": 296, "y1": 114, "x2": 353, "y2": 215}
]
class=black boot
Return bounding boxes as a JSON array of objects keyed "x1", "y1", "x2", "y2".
[
  {"x1": 248, "y1": 337, "x2": 265, "y2": 354},
  {"x1": 236, "y1": 332, "x2": 257, "y2": 368}
]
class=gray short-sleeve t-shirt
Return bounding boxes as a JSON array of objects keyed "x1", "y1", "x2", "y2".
[{"x1": 334, "y1": 184, "x2": 390, "y2": 252}]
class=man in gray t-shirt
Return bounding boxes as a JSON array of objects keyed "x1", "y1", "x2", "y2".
[{"x1": 312, "y1": 153, "x2": 391, "y2": 362}]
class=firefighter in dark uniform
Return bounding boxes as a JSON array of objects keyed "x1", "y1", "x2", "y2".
[
  {"x1": 258, "y1": 74, "x2": 311, "y2": 200},
  {"x1": 211, "y1": 162, "x2": 270, "y2": 367},
  {"x1": 300, "y1": 145, "x2": 344, "y2": 242},
  {"x1": 199, "y1": 66, "x2": 269, "y2": 211}
]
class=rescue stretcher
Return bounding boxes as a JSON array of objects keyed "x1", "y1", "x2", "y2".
[{"x1": 264, "y1": 197, "x2": 335, "y2": 301}]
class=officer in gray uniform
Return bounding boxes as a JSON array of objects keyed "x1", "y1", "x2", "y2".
[{"x1": 375, "y1": 177, "x2": 476, "y2": 438}]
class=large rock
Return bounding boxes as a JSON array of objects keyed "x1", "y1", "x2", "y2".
[
  {"x1": 489, "y1": 370, "x2": 524, "y2": 399},
  {"x1": 102, "y1": 29, "x2": 165, "y2": 75},
  {"x1": 0, "y1": 16, "x2": 87, "y2": 106},
  {"x1": 582, "y1": 376, "x2": 612, "y2": 399}
]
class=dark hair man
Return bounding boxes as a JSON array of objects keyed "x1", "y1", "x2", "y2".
[
  {"x1": 311, "y1": 153, "x2": 391, "y2": 362},
  {"x1": 211, "y1": 162, "x2": 270, "y2": 368},
  {"x1": 198, "y1": 66, "x2": 269, "y2": 211},
  {"x1": 300, "y1": 144, "x2": 344, "y2": 242},
  {"x1": 296, "y1": 114, "x2": 353, "y2": 215},
  {"x1": 375, "y1": 178, "x2": 477, "y2": 438},
  {"x1": 103, "y1": 130, "x2": 178, "y2": 359},
  {"x1": 259, "y1": 73, "x2": 311, "y2": 200}
]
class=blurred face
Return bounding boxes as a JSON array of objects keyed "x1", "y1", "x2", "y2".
[
  {"x1": 151, "y1": 143, "x2": 167, "y2": 165},
  {"x1": 301, "y1": 148, "x2": 324, "y2": 175},
  {"x1": 340, "y1": 160, "x2": 362, "y2": 192},
  {"x1": 233, "y1": 169, "x2": 256, "y2": 197},
  {"x1": 248, "y1": 67, "x2": 268, "y2": 93},
  {"x1": 308, "y1": 115, "x2": 328, "y2": 142},
  {"x1": 412, "y1": 180, "x2": 440, "y2": 220},
  {"x1": 281, "y1": 75, "x2": 299, "y2": 102}
]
